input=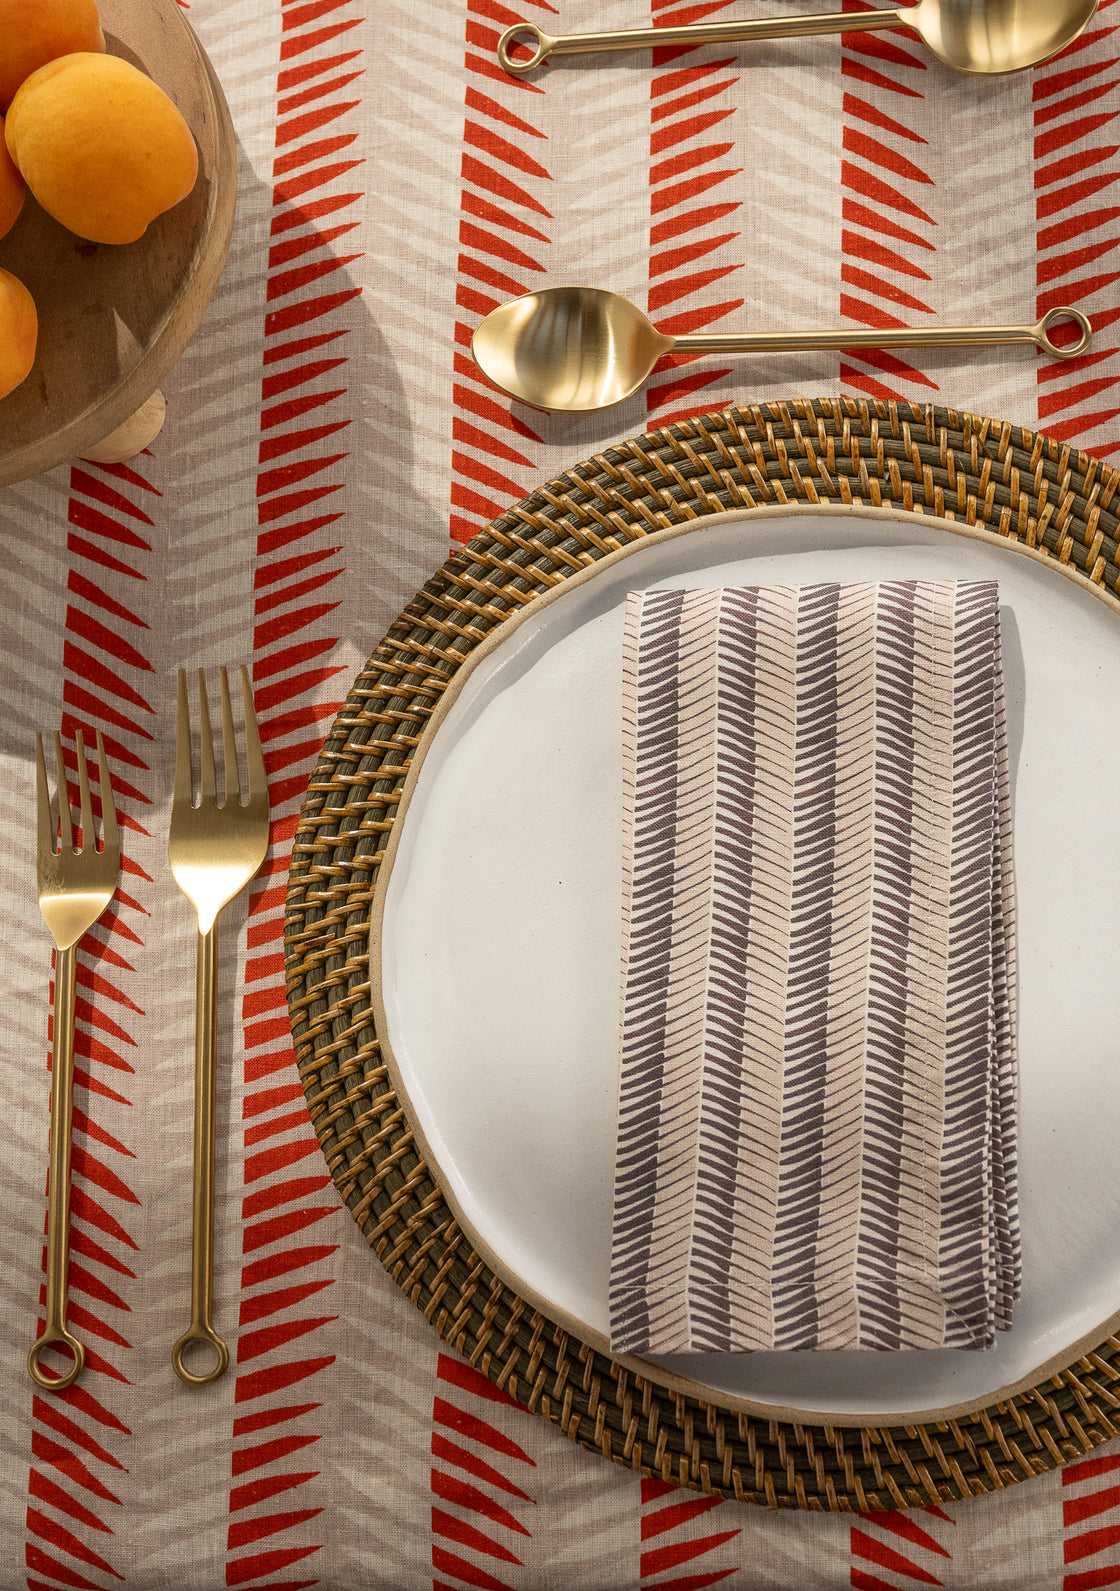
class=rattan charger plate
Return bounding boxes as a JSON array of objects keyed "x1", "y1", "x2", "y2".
[{"x1": 285, "y1": 398, "x2": 1120, "y2": 1512}]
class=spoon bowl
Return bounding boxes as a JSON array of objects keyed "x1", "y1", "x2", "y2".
[
  {"x1": 472, "y1": 288, "x2": 672, "y2": 412},
  {"x1": 471, "y1": 287, "x2": 1094, "y2": 413},
  {"x1": 911, "y1": 0, "x2": 1098, "y2": 74}
]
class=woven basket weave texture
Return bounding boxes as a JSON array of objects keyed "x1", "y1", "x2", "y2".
[{"x1": 284, "y1": 398, "x2": 1120, "y2": 1512}]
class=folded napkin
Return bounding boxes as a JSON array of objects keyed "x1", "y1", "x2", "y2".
[{"x1": 610, "y1": 579, "x2": 1020, "y2": 1355}]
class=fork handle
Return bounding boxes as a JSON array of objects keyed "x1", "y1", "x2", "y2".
[
  {"x1": 172, "y1": 925, "x2": 230, "y2": 1386},
  {"x1": 28, "y1": 944, "x2": 86, "y2": 1391}
]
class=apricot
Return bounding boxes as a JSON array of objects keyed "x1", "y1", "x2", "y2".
[
  {"x1": 0, "y1": 118, "x2": 24, "y2": 239},
  {"x1": 0, "y1": 0, "x2": 105, "y2": 112},
  {"x1": 0, "y1": 267, "x2": 37, "y2": 400},
  {"x1": 6, "y1": 53, "x2": 198, "y2": 245}
]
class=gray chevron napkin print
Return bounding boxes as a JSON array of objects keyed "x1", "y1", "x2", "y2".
[{"x1": 610, "y1": 579, "x2": 1020, "y2": 1355}]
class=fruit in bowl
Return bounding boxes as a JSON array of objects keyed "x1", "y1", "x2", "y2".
[
  {"x1": 0, "y1": 0, "x2": 200, "y2": 402},
  {"x1": 0, "y1": 0, "x2": 232, "y2": 477},
  {"x1": 0, "y1": 121, "x2": 24, "y2": 239},
  {"x1": 0, "y1": 266, "x2": 36, "y2": 400},
  {"x1": 6, "y1": 52, "x2": 199, "y2": 245},
  {"x1": 0, "y1": 0, "x2": 105, "y2": 110}
]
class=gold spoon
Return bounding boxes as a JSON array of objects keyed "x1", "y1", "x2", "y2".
[
  {"x1": 470, "y1": 287, "x2": 1093, "y2": 413},
  {"x1": 498, "y1": 0, "x2": 1098, "y2": 75}
]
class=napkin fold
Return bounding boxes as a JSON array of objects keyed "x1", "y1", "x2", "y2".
[{"x1": 610, "y1": 580, "x2": 1020, "y2": 1355}]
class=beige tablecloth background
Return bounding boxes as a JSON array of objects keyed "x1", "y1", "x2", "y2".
[{"x1": 2, "y1": 0, "x2": 1119, "y2": 1584}]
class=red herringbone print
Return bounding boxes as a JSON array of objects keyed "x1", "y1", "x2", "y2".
[
  {"x1": 24, "y1": 459, "x2": 158, "y2": 1590},
  {"x1": 1034, "y1": 0, "x2": 1120, "y2": 460},
  {"x1": 227, "y1": 0, "x2": 364, "y2": 1583},
  {"x1": 646, "y1": 1, "x2": 742, "y2": 429},
  {"x1": 450, "y1": 0, "x2": 555, "y2": 547},
  {"x1": 1064, "y1": 1448, "x2": 1120, "y2": 1589},
  {"x1": 840, "y1": 0, "x2": 936, "y2": 404},
  {"x1": 639, "y1": 1477, "x2": 739, "y2": 1589},
  {"x1": 850, "y1": 1508, "x2": 954, "y2": 1590},
  {"x1": 430, "y1": 1353, "x2": 537, "y2": 1591}
]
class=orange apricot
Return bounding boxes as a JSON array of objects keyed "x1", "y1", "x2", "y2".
[
  {"x1": 0, "y1": 0, "x2": 105, "y2": 112},
  {"x1": 0, "y1": 117, "x2": 25, "y2": 239},
  {"x1": 0, "y1": 267, "x2": 37, "y2": 400},
  {"x1": 6, "y1": 53, "x2": 198, "y2": 246}
]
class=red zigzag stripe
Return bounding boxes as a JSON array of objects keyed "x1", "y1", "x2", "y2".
[
  {"x1": 638, "y1": 1476, "x2": 739, "y2": 1589},
  {"x1": 225, "y1": 0, "x2": 366, "y2": 1585},
  {"x1": 645, "y1": 9, "x2": 743, "y2": 430},
  {"x1": 24, "y1": 457, "x2": 160, "y2": 1588},
  {"x1": 1064, "y1": 1447, "x2": 1120, "y2": 1586},
  {"x1": 449, "y1": 0, "x2": 555, "y2": 547},
  {"x1": 430, "y1": 1352, "x2": 537, "y2": 1591},
  {"x1": 850, "y1": 1506, "x2": 955, "y2": 1589},
  {"x1": 1034, "y1": 4, "x2": 1120, "y2": 459},
  {"x1": 839, "y1": 0, "x2": 937, "y2": 405}
]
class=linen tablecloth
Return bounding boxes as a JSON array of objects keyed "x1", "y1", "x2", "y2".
[{"x1": 1, "y1": 0, "x2": 1118, "y2": 1584}]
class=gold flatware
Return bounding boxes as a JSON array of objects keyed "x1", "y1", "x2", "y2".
[
  {"x1": 29, "y1": 729, "x2": 119, "y2": 1391},
  {"x1": 499, "y1": 0, "x2": 1098, "y2": 75},
  {"x1": 471, "y1": 287, "x2": 1094, "y2": 412},
  {"x1": 169, "y1": 666, "x2": 269, "y2": 1386}
]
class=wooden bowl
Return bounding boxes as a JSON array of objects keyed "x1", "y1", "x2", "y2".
[{"x1": 0, "y1": 0, "x2": 237, "y2": 487}]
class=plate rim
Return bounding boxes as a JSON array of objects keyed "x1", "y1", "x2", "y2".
[
  {"x1": 371, "y1": 497, "x2": 1120, "y2": 1431},
  {"x1": 285, "y1": 397, "x2": 1120, "y2": 1509}
]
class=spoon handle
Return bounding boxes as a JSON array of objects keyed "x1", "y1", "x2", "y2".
[
  {"x1": 672, "y1": 308, "x2": 1092, "y2": 363},
  {"x1": 498, "y1": 7, "x2": 900, "y2": 74}
]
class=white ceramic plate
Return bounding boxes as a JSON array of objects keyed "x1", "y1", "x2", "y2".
[{"x1": 372, "y1": 504, "x2": 1120, "y2": 1425}]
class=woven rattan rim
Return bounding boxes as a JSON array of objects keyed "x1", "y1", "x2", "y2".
[{"x1": 285, "y1": 398, "x2": 1120, "y2": 1512}]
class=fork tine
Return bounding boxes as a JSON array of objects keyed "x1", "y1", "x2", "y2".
[
  {"x1": 76, "y1": 730, "x2": 94, "y2": 853},
  {"x1": 31, "y1": 724, "x2": 120, "y2": 1395},
  {"x1": 96, "y1": 732, "x2": 118, "y2": 861},
  {"x1": 54, "y1": 733, "x2": 73, "y2": 853},
  {"x1": 197, "y1": 669, "x2": 216, "y2": 804},
  {"x1": 240, "y1": 666, "x2": 265, "y2": 801},
  {"x1": 169, "y1": 661, "x2": 269, "y2": 1389},
  {"x1": 219, "y1": 667, "x2": 239, "y2": 805},
  {"x1": 174, "y1": 670, "x2": 193, "y2": 806},
  {"x1": 35, "y1": 732, "x2": 53, "y2": 859}
]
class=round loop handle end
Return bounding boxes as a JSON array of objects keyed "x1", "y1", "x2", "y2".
[
  {"x1": 28, "y1": 1331, "x2": 85, "y2": 1391},
  {"x1": 172, "y1": 1328, "x2": 230, "y2": 1387},
  {"x1": 497, "y1": 21, "x2": 550, "y2": 73},
  {"x1": 1036, "y1": 306, "x2": 1092, "y2": 360}
]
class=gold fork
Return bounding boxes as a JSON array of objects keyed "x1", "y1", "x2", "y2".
[
  {"x1": 169, "y1": 667, "x2": 269, "y2": 1386},
  {"x1": 30, "y1": 729, "x2": 119, "y2": 1391}
]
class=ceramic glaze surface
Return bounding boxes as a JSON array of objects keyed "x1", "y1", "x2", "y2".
[{"x1": 375, "y1": 509, "x2": 1120, "y2": 1420}]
